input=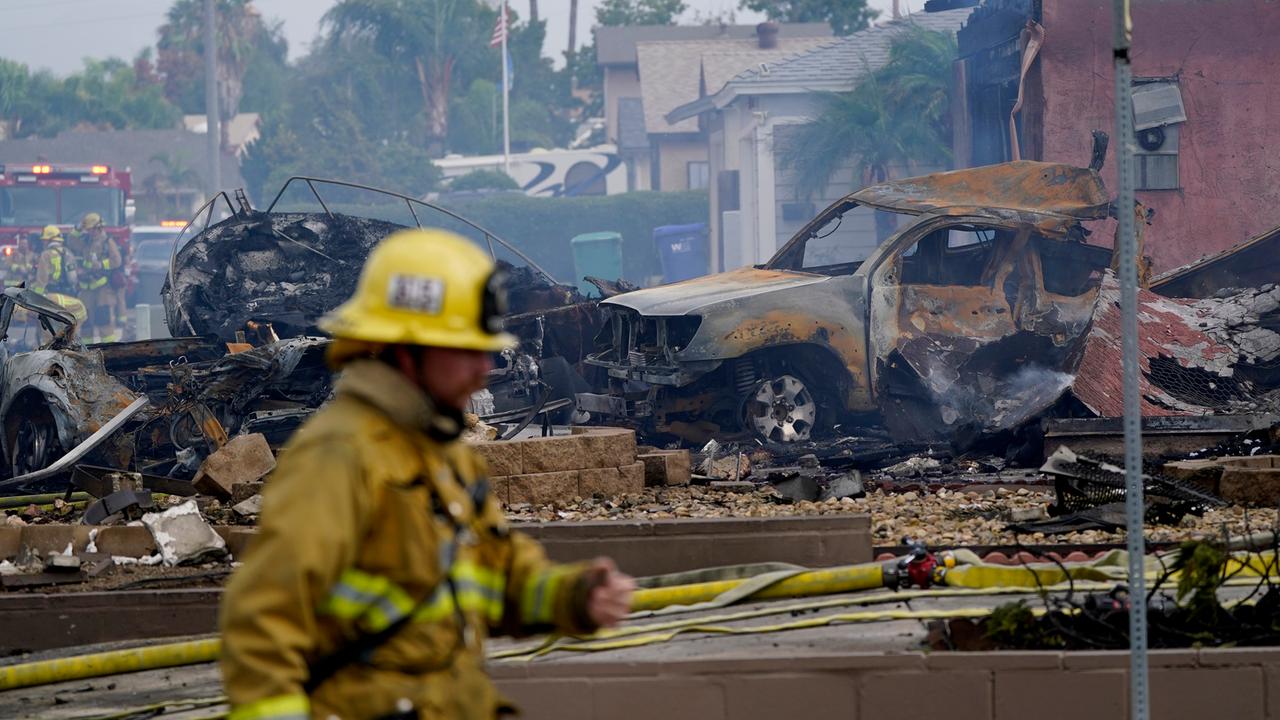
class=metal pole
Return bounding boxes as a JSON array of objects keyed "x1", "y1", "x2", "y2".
[
  {"x1": 501, "y1": 0, "x2": 511, "y2": 173},
  {"x1": 203, "y1": 0, "x2": 222, "y2": 197},
  {"x1": 1113, "y1": 2, "x2": 1148, "y2": 719}
]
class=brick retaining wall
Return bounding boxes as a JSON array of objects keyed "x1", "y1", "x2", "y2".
[{"x1": 494, "y1": 647, "x2": 1279, "y2": 720}]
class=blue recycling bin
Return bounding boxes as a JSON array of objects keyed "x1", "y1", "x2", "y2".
[{"x1": 654, "y1": 223, "x2": 709, "y2": 283}]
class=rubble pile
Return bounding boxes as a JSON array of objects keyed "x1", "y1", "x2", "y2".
[
  {"x1": 501, "y1": 484, "x2": 1276, "y2": 546},
  {"x1": 164, "y1": 212, "x2": 403, "y2": 340}
]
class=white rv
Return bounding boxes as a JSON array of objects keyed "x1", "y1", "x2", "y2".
[{"x1": 435, "y1": 145, "x2": 625, "y2": 197}]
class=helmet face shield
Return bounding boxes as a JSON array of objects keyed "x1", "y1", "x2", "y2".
[{"x1": 480, "y1": 270, "x2": 509, "y2": 335}]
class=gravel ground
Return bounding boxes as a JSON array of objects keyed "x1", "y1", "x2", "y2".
[{"x1": 504, "y1": 484, "x2": 1279, "y2": 547}]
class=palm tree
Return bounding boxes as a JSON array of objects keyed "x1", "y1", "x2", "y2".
[
  {"x1": 325, "y1": 0, "x2": 492, "y2": 157},
  {"x1": 780, "y1": 27, "x2": 956, "y2": 240},
  {"x1": 158, "y1": 0, "x2": 264, "y2": 151},
  {"x1": 143, "y1": 152, "x2": 204, "y2": 221}
]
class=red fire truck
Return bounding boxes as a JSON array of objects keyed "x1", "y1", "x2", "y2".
[{"x1": 0, "y1": 163, "x2": 132, "y2": 251}]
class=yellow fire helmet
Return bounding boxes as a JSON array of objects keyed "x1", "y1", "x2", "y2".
[
  {"x1": 319, "y1": 228, "x2": 517, "y2": 352},
  {"x1": 41, "y1": 225, "x2": 62, "y2": 241},
  {"x1": 79, "y1": 212, "x2": 103, "y2": 230}
]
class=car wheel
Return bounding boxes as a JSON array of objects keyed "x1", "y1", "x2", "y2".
[
  {"x1": 11, "y1": 413, "x2": 61, "y2": 478},
  {"x1": 743, "y1": 374, "x2": 817, "y2": 443}
]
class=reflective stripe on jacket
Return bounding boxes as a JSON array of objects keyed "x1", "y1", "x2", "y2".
[{"x1": 220, "y1": 359, "x2": 597, "y2": 720}]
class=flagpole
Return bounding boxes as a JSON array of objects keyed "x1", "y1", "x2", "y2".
[{"x1": 501, "y1": 0, "x2": 511, "y2": 173}]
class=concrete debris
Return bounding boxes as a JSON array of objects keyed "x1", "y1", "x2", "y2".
[
  {"x1": 884, "y1": 457, "x2": 943, "y2": 477},
  {"x1": 232, "y1": 494, "x2": 264, "y2": 519},
  {"x1": 820, "y1": 471, "x2": 865, "y2": 501},
  {"x1": 462, "y1": 413, "x2": 499, "y2": 443},
  {"x1": 81, "y1": 490, "x2": 153, "y2": 526},
  {"x1": 699, "y1": 451, "x2": 750, "y2": 481},
  {"x1": 141, "y1": 499, "x2": 229, "y2": 567},
  {"x1": 771, "y1": 475, "x2": 820, "y2": 503},
  {"x1": 192, "y1": 434, "x2": 277, "y2": 500},
  {"x1": 638, "y1": 449, "x2": 692, "y2": 486},
  {"x1": 44, "y1": 553, "x2": 81, "y2": 572}
]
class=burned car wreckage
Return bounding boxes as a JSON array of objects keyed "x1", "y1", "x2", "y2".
[
  {"x1": 0, "y1": 178, "x2": 603, "y2": 490},
  {"x1": 578, "y1": 154, "x2": 1280, "y2": 452}
]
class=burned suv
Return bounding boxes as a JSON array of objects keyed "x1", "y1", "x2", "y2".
[{"x1": 577, "y1": 161, "x2": 1121, "y2": 444}]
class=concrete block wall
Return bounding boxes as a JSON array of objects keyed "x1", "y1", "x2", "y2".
[
  {"x1": 472, "y1": 428, "x2": 645, "y2": 504},
  {"x1": 494, "y1": 647, "x2": 1280, "y2": 720}
]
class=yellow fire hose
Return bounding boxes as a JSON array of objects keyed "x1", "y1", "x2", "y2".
[{"x1": 2, "y1": 548, "x2": 1277, "y2": 693}]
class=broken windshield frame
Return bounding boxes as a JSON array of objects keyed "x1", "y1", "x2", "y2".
[
  {"x1": 264, "y1": 176, "x2": 558, "y2": 284},
  {"x1": 0, "y1": 287, "x2": 78, "y2": 349}
]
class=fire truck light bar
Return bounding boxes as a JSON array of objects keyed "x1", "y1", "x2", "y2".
[{"x1": 0, "y1": 164, "x2": 111, "y2": 176}]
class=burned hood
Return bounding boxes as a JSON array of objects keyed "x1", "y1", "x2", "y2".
[
  {"x1": 850, "y1": 161, "x2": 1110, "y2": 222},
  {"x1": 603, "y1": 267, "x2": 829, "y2": 316}
]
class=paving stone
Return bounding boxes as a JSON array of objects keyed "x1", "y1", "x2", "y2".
[
  {"x1": 520, "y1": 435, "x2": 589, "y2": 474},
  {"x1": 1220, "y1": 466, "x2": 1280, "y2": 506},
  {"x1": 192, "y1": 434, "x2": 276, "y2": 500},
  {"x1": 619, "y1": 461, "x2": 645, "y2": 492},
  {"x1": 578, "y1": 467, "x2": 622, "y2": 497},
  {"x1": 638, "y1": 449, "x2": 691, "y2": 486},
  {"x1": 572, "y1": 427, "x2": 638, "y2": 469},
  {"x1": 1152, "y1": 667, "x2": 1264, "y2": 720},
  {"x1": 722, "y1": 673, "x2": 857, "y2": 719},
  {"x1": 507, "y1": 471, "x2": 581, "y2": 505},
  {"x1": 862, "y1": 670, "x2": 988, "y2": 720},
  {"x1": 1164, "y1": 458, "x2": 1226, "y2": 494},
  {"x1": 472, "y1": 440, "x2": 523, "y2": 476}
]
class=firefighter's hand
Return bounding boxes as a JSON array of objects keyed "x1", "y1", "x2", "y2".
[{"x1": 585, "y1": 557, "x2": 634, "y2": 628}]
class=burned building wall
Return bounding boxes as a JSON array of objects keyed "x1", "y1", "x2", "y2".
[{"x1": 1034, "y1": 0, "x2": 1280, "y2": 273}]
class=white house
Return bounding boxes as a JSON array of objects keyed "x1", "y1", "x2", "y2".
[{"x1": 666, "y1": 8, "x2": 974, "y2": 271}]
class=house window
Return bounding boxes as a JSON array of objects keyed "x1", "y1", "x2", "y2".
[
  {"x1": 687, "y1": 161, "x2": 710, "y2": 191},
  {"x1": 1133, "y1": 80, "x2": 1186, "y2": 190}
]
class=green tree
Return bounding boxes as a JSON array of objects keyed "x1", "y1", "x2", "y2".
[
  {"x1": 141, "y1": 151, "x2": 203, "y2": 221},
  {"x1": 0, "y1": 57, "x2": 180, "y2": 139},
  {"x1": 739, "y1": 0, "x2": 877, "y2": 36},
  {"x1": 324, "y1": 0, "x2": 494, "y2": 156},
  {"x1": 240, "y1": 45, "x2": 442, "y2": 202},
  {"x1": 449, "y1": 169, "x2": 520, "y2": 192},
  {"x1": 595, "y1": 0, "x2": 687, "y2": 25},
  {"x1": 0, "y1": 60, "x2": 31, "y2": 138},
  {"x1": 780, "y1": 27, "x2": 956, "y2": 238}
]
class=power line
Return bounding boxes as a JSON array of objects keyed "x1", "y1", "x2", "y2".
[{"x1": 0, "y1": 10, "x2": 166, "y2": 33}]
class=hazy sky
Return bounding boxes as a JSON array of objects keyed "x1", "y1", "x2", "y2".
[{"x1": 0, "y1": 0, "x2": 919, "y2": 75}]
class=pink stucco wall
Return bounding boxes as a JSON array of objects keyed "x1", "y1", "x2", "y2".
[{"x1": 1037, "y1": 0, "x2": 1280, "y2": 273}]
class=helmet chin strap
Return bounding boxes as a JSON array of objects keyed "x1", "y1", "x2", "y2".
[{"x1": 424, "y1": 390, "x2": 465, "y2": 443}]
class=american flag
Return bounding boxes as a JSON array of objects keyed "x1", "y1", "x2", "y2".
[{"x1": 489, "y1": 2, "x2": 508, "y2": 48}]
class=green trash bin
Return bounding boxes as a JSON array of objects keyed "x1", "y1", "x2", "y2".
[{"x1": 570, "y1": 231, "x2": 624, "y2": 297}]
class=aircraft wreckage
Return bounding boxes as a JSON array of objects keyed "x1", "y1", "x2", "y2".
[
  {"x1": 0, "y1": 178, "x2": 606, "y2": 490},
  {"x1": 5, "y1": 151, "x2": 1280, "y2": 491}
]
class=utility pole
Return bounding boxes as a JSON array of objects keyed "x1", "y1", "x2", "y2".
[
  {"x1": 1113, "y1": 1, "x2": 1148, "y2": 719},
  {"x1": 568, "y1": 0, "x2": 578, "y2": 90},
  {"x1": 203, "y1": 0, "x2": 222, "y2": 197},
  {"x1": 501, "y1": 0, "x2": 511, "y2": 173}
]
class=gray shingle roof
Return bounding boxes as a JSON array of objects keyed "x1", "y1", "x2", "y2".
[
  {"x1": 595, "y1": 23, "x2": 832, "y2": 66},
  {"x1": 637, "y1": 36, "x2": 834, "y2": 134},
  {"x1": 617, "y1": 97, "x2": 649, "y2": 150},
  {"x1": 729, "y1": 8, "x2": 974, "y2": 89},
  {"x1": 0, "y1": 129, "x2": 244, "y2": 195}
]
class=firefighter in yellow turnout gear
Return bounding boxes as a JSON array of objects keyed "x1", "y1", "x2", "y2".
[
  {"x1": 31, "y1": 226, "x2": 88, "y2": 335},
  {"x1": 76, "y1": 213, "x2": 121, "y2": 342},
  {"x1": 220, "y1": 229, "x2": 634, "y2": 720}
]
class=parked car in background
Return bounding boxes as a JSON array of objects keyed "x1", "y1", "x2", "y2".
[{"x1": 130, "y1": 224, "x2": 184, "y2": 308}]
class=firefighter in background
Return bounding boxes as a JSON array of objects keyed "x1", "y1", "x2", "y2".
[
  {"x1": 31, "y1": 225, "x2": 88, "y2": 340},
  {"x1": 220, "y1": 229, "x2": 635, "y2": 720},
  {"x1": 76, "y1": 213, "x2": 122, "y2": 342},
  {"x1": 3, "y1": 232, "x2": 36, "y2": 289},
  {"x1": 75, "y1": 212, "x2": 133, "y2": 329}
]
